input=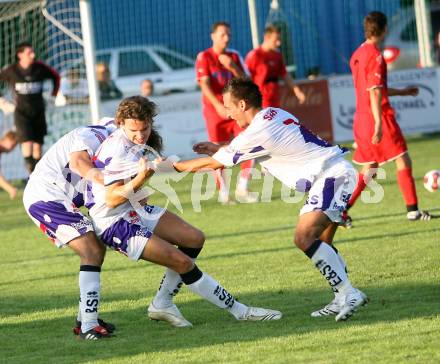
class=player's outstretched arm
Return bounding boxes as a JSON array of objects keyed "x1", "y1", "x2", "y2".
[
  {"x1": 70, "y1": 151, "x2": 103, "y2": 185},
  {"x1": 105, "y1": 158, "x2": 155, "y2": 208},
  {"x1": 173, "y1": 157, "x2": 224, "y2": 173}
]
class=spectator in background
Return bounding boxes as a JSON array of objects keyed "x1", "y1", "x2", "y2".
[
  {"x1": 245, "y1": 24, "x2": 305, "y2": 108},
  {"x1": 140, "y1": 79, "x2": 154, "y2": 97},
  {"x1": 0, "y1": 42, "x2": 60, "y2": 175},
  {"x1": 0, "y1": 130, "x2": 18, "y2": 199},
  {"x1": 195, "y1": 21, "x2": 256, "y2": 204},
  {"x1": 56, "y1": 67, "x2": 89, "y2": 105},
  {"x1": 96, "y1": 62, "x2": 122, "y2": 101}
]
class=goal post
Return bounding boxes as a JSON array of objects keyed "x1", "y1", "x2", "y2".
[{"x1": 0, "y1": 0, "x2": 99, "y2": 179}]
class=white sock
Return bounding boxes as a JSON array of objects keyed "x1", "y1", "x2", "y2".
[
  {"x1": 335, "y1": 251, "x2": 348, "y2": 301},
  {"x1": 79, "y1": 268, "x2": 100, "y2": 332},
  {"x1": 308, "y1": 241, "x2": 353, "y2": 295},
  {"x1": 237, "y1": 176, "x2": 249, "y2": 191},
  {"x1": 186, "y1": 272, "x2": 248, "y2": 319},
  {"x1": 217, "y1": 169, "x2": 230, "y2": 200},
  {"x1": 152, "y1": 268, "x2": 183, "y2": 309}
]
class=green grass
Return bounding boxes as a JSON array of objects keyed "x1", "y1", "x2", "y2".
[{"x1": 1, "y1": 135, "x2": 440, "y2": 364}]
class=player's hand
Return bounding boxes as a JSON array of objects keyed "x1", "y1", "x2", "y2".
[
  {"x1": 371, "y1": 128, "x2": 382, "y2": 144},
  {"x1": 405, "y1": 86, "x2": 419, "y2": 96},
  {"x1": 293, "y1": 86, "x2": 306, "y2": 104},
  {"x1": 0, "y1": 97, "x2": 15, "y2": 114},
  {"x1": 218, "y1": 54, "x2": 235, "y2": 71},
  {"x1": 193, "y1": 141, "x2": 218, "y2": 156},
  {"x1": 137, "y1": 157, "x2": 156, "y2": 179},
  {"x1": 155, "y1": 156, "x2": 178, "y2": 173}
]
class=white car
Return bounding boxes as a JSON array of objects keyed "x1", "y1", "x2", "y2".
[
  {"x1": 383, "y1": 4, "x2": 440, "y2": 70},
  {"x1": 57, "y1": 45, "x2": 197, "y2": 102},
  {"x1": 96, "y1": 45, "x2": 197, "y2": 96}
]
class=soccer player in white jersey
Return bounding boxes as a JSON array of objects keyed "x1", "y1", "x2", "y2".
[
  {"x1": 23, "y1": 119, "x2": 117, "y2": 340},
  {"x1": 172, "y1": 78, "x2": 369, "y2": 321},
  {"x1": 87, "y1": 96, "x2": 282, "y2": 327}
]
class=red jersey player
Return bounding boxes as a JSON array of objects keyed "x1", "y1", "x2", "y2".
[
  {"x1": 195, "y1": 22, "x2": 256, "y2": 204},
  {"x1": 342, "y1": 11, "x2": 430, "y2": 226},
  {"x1": 245, "y1": 24, "x2": 305, "y2": 108}
]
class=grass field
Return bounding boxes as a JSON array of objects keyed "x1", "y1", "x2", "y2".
[{"x1": 1, "y1": 135, "x2": 440, "y2": 364}]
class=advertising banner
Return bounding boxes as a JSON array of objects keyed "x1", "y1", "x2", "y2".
[{"x1": 280, "y1": 78, "x2": 333, "y2": 142}]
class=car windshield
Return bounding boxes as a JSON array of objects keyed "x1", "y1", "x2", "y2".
[
  {"x1": 155, "y1": 49, "x2": 193, "y2": 70},
  {"x1": 118, "y1": 50, "x2": 161, "y2": 76}
]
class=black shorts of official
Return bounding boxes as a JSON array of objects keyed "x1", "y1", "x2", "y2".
[{"x1": 14, "y1": 110, "x2": 47, "y2": 144}]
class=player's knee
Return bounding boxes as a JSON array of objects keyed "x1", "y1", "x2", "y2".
[
  {"x1": 78, "y1": 234, "x2": 105, "y2": 265},
  {"x1": 193, "y1": 229, "x2": 205, "y2": 248},
  {"x1": 294, "y1": 232, "x2": 314, "y2": 251},
  {"x1": 81, "y1": 245, "x2": 105, "y2": 265},
  {"x1": 170, "y1": 251, "x2": 194, "y2": 274}
]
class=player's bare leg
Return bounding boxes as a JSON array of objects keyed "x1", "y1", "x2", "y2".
[
  {"x1": 0, "y1": 173, "x2": 17, "y2": 199},
  {"x1": 395, "y1": 153, "x2": 430, "y2": 221},
  {"x1": 21, "y1": 141, "x2": 34, "y2": 174},
  {"x1": 31, "y1": 142, "x2": 42, "y2": 170},
  {"x1": 341, "y1": 162, "x2": 378, "y2": 228},
  {"x1": 148, "y1": 210, "x2": 205, "y2": 326},
  {"x1": 295, "y1": 211, "x2": 368, "y2": 321},
  {"x1": 142, "y1": 234, "x2": 281, "y2": 326}
]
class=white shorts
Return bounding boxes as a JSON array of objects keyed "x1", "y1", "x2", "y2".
[
  {"x1": 98, "y1": 204, "x2": 165, "y2": 261},
  {"x1": 300, "y1": 159, "x2": 357, "y2": 223},
  {"x1": 23, "y1": 177, "x2": 94, "y2": 248}
]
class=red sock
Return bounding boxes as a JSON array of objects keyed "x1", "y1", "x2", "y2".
[
  {"x1": 347, "y1": 173, "x2": 367, "y2": 209},
  {"x1": 214, "y1": 167, "x2": 225, "y2": 190},
  {"x1": 240, "y1": 159, "x2": 254, "y2": 180},
  {"x1": 397, "y1": 168, "x2": 418, "y2": 209}
]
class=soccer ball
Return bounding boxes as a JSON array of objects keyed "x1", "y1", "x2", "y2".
[{"x1": 423, "y1": 170, "x2": 440, "y2": 192}]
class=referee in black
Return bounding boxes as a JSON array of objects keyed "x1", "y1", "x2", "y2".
[{"x1": 0, "y1": 42, "x2": 60, "y2": 175}]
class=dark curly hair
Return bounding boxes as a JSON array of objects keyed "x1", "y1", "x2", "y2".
[{"x1": 115, "y1": 96, "x2": 163, "y2": 154}]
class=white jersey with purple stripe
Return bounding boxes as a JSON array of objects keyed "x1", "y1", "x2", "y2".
[
  {"x1": 212, "y1": 107, "x2": 348, "y2": 191},
  {"x1": 87, "y1": 128, "x2": 147, "y2": 235},
  {"x1": 31, "y1": 121, "x2": 116, "y2": 205}
]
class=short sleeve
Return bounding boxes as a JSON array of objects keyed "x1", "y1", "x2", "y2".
[
  {"x1": 71, "y1": 127, "x2": 108, "y2": 157},
  {"x1": 212, "y1": 129, "x2": 270, "y2": 167},
  {"x1": 195, "y1": 51, "x2": 210, "y2": 82},
  {"x1": 366, "y1": 53, "x2": 385, "y2": 90}
]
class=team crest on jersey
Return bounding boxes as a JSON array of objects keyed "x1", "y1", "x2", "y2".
[{"x1": 128, "y1": 210, "x2": 140, "y2": 224}]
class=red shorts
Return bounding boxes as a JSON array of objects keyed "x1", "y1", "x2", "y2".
[
  {"x1": 203, "y1": 107, "x2": 244, "y2": 143},
  {"x1": 353, "y1": 111, "x2": 407, "y2": 165}
]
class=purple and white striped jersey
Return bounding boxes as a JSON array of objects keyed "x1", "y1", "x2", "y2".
[
  {"x1": 212, "y1": 107, "x2": 348, "y2": 190},
  {"x1": 87, "y1": 127, "x2": 147, "y2": 234},
  {"x1": 31, "y1": 120, "x2": 116, "y2": 205}
]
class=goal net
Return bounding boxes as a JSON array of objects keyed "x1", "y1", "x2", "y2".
[{"x1": 0, "y1": 0, "x2": 91, "y2": 179}]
